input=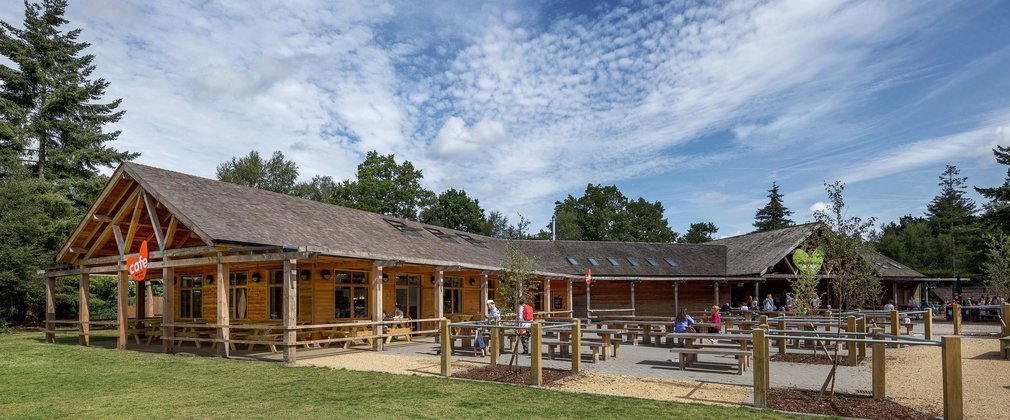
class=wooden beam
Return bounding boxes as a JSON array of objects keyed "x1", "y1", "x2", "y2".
[
  {"x1": 530, "y1": 322, "x2": 542, "y2": 385},
  {"x1": 567, "y1": 279, "x2": 573, "y2": 314},
  {"x1": 435, "y1": 271, "x2": 444, "y2": 319},
  {"x1": 79, "y1": 273, "x2": 90, "y2": 346},
  {"x1": 91, "y1": 214, "x2": 113, "y2": 223},
  {"x1": 941, "y1": 336, "x2": 963, "y2": 420},
  {"x1": 142, "y1": 192, "x2": 165, "y2": 252},
  {"x1": 371, "y1": 264, "x2": 383, "y2": 351},
  {"x1": 162, "y1": 260, "x2": 174, "y2": 353},
  {"x1": 67, "y1": 247, "x2": 88, "y2": 254},
  {"x1": 439, "y1": 319, "x2": 450, "y2": 376},
  {"x1": 283, "y1": 259, "x2": 298, "y2": 364},
  {"x1": 123, "y1": 189, "x2": 145, "y2": 255},
  {"x1": 111, "y1": 225, "x2": 125, "y2": 258},
  {"x1": 84, "y1": 187, "x2": 141, "y2": 260},
  {"x1": 872, "y1": 327, "x2": 885, "y2": 400},
  {"x1": 544, "y1": 278, "x2": 551, "y2": 316},
  {"x1": 117, "y1": 270, "x2": 128, "y2": 349},
  {"x1": 216, "y1": 258, "x2": 229, "y2": 357},
  {"x1": 752, "y1": 328, "x2": 768, "y2": 408},
  {"x1": 480, "y1": 273, "x2": 489, "y2": 318},
  {"x1": 45, "y1": 278, "x2": 55, "y2": 343},
  {"x1": 163, "y1": 216, "x2": 178, "y2": 249},
  {"x1": 56, "y1": 166, "x2": 128, "y2": 262},
  {"x1": 82, "y1": 245, "x2": 216, "y2": 266}
]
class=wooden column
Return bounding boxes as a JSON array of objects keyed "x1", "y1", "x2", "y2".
[
  {"x1": 530, "y1": 321, "x2": 542, "y2": 386},
  {"x1": 145, "y1": 281, "x2": 154, "y2": 318},
  {"x1": 952, "y1": 303, "x2": 961, "y2": 335},
  {"x1": 543, "y1": 277, "x2": 551, "y2": 317},
  {"x1": 752, "y1": 327, "x2": 768, "y2": 408},
  {"x1": 630, "y1": 281, "x2": 636, "y2": 317},
  {"x1": 714, "y1": 281, "x2": 720, "y2": 307},
  {"x1": 847, "y1": 316, "x2": 857, "y2": 365},
  {"x1": 79, "y1": 273, "x2": 90, "y2": 346},
  {"x1": 283, "y1": 259, "x2": 298, "y2": 364},
  {"x1": 673, "y1": 282, "x2": 679, "y2": 315},
  {"x1": 857, "y1": 317, "x2": 867, "y2": 359},
  {"x1": 480, "y1": 273, "x2": 489, "y2": 318},
  {"x1": 435, "y1": 271, "x2": 444, "y2": 319},
  {"x1": 1002, "y1": 303, "x2": 1010, "y2": 337},
  {"x1": 566, "y1": 279, "x2": 573, "y2": 316},
  {"x1": 439, "y1": 319, "x2": 450, "y2": 377},
  {"x1": 890, "y1": 309, "x2": 900, "y2": 348},
  {"x1": 872, "y1": 327, "x2": 885, "y2": 400},
  {"x1": 45, "y1": 277, "x2": 56, "y2": 344},
  {"x1": 777, "y1": 319, "x2": 786, "y2": 354},
  {"x1": 941, "y1": 336, "x2": 963, "y2": 420},
  {"x1": 571, "y1": 319, "x2": 581, "y2": 373},
  {"x1": 754, "y1": 281, "x2": 760, "y2": 303},
  {"x1": 117, "y1": 271, "x2": 128, "y2": 349},
  {"x1": 137, "y1": 278, "x2": 147, "y2": 321},
  {"x1": 586, "y1": 280, "x2": 591, "y2": 318},
  {"x1": 216, "y1": 260, "x2": 230, "y2": 357},
  {"x1": 924, "y1": 308, "x2": 933, "y2": 340},
  {"x1": 371, "y1": 264, "x2": 383, "y2": 351},
  {"x1": 891, "y1": 285, "x2": 899, "y2": 309},
  {"x1": 162, "y1": 263, "x2": 174, "y2": 353},
  {"x1": 490, "y1": 327, "x2": 500, "y2": 366}
]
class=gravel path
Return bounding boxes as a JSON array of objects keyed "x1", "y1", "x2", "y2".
[
  {"x1": 549, "y1": 372, "x2": 750, "y2": 406},
  {"x1": 298, "y1": 349, "x2": 480, "y2": 376},
  {"x1": 887, "y1": 338, "x2": 1009, "y2": 419}
]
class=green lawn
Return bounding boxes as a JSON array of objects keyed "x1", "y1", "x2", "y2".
[{"x1": 0, "y1": 332, "x2": 800, "y2": 419}]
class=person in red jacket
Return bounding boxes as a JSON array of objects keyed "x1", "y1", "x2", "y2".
[{"x1": 517, "y1": 297, "x2": 534, "y2": 354}]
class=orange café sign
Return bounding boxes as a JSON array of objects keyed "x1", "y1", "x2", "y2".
[{"x1": 127, "y1": 240, "x2": 149, "y2": 281}]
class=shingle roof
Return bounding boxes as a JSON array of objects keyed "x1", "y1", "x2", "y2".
[
  {"x1": 514, "y1": 240, "x2": 726, "y2": 277},
  {"x1": 861, "y1": 249, "x2": 925, "y2": 278},
  {"x1": 707, "y1": 223, "x2": 820, "y2": 276}
]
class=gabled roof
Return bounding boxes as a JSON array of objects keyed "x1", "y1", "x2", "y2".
[
  {"x1": 707, "y1": 223, "x2": 820, "y2": 276},
  {"x1": 861, "y1": 249, "x2": 925, "y2": 279},
  {"x1": 514, "y1": 240, "x2": 726, "y2": 277}
]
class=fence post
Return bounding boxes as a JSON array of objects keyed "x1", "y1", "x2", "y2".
[
  {"x1": 924, "y1": 309, "x2": 933, "y2": 340},
  {"x1": 439, "y1": 319, "x2": 450, "y2": 377},
  {"x1": 1002, "y1": 303, "x2": 1009, "y2": 337},
  {"x1": 952, "y1": 304, "x2": 961, "y2": 335},
  {"x1": 777, "y1": 319, "x2": 786, "y2": 354},
  {"x1": 758, "y1": 315, "x2": 768, "y2": 328},
  {"x1": 872, "y1": 327, "x2": 885, "y2": 400},
  {"x1": 530, "y1": 322, "x2": 543, "y2": 386},
  {"x1": 847, "y1": 316, "x2": 857, "y2": 366},
  {"x1": 941, "y1": 336, "x2": 963, "y2": 420},
  {"x1": 490, "y1": 327, "x2": 500, "y2": 366},
  {"x1": 752, "y1": 328, "x2": 767, "y2": 408},
  {"x1": 571, "y1": 319, "x2": 581, "y2": 373},
  {"x1": 890, "y1": 309, "x2": 900, "y2": 348},
  {"x1": 857, "y1": 317, "x2": 867, "y2": 360}
]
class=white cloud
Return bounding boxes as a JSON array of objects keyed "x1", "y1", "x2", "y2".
[
  {"x1": 809, "y1": 202, "x2": 829, "y2": 215},
  {"x1": 429, "y1": 117, "x2": 506, "y2": 159}
]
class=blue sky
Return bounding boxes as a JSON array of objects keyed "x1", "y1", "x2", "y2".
[{"x1": 3, "y1": 0, "x2": 1008, "y2": 237}]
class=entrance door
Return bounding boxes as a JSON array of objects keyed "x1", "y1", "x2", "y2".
[{"x1": 395, "y1": 275, "x2": 421, "y2": 319}]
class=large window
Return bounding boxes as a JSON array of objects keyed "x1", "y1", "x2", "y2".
[
  {"x1": 443, "y1": 277, "x2": 462, "y2": 314},
  {"x1": 395, "y1": 275, "x2": 420, "y2": 319},
  {"x1": 335, "y1": 271, "x2": 368, "y2": 319},
  {"x1": 229, "y1": 271, "x2": 248, "y2": 319},
  {"x1": 269, "y1": 270, "x2": 283, "y2": 320},
  {"x1": 179, "y1": 275, "x2": 202, "y2": 318}
]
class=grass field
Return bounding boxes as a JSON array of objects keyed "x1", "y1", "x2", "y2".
[{"x1": 0, "y1": 332, "x2": 801, "y2": 419}]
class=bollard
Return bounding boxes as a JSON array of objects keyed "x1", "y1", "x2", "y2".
[
  {"x1": 825, "y1": 311, "x2": 832, "y2": 332},
  {"x1": 439, "y1": 319, "x2": 450, "y2": 377},
  {"x1": 890, "y1": 309, "x2": 900, "y2": 348},
  {"x1": 1002, "y1": 303, "x2": 1010, "y2": 337},
  {"x1": 752, "y1": 328, "x2": 768, "y2": 408},
  {"x1": 924, "y1": 309, "x2": 933, "y2": 340},
  {"x1": 942, "y1": 336, "x2": 963, "y2": 420},
  {"x1": 953, "y1": 304, "x2": 961, "y2": 335},
  {"x1": 777, "y1": 319, "x2": 786, "y2": 354},
  {"x1": 847, "y1": 316, "x2": 857, "y2": 366},
  {"x1": 490, "y1": 327, "x2": 500, "y2": 366},
  {"x1": 571, "y1": 319, "x2": 581, "y2": 373},
  {"x1": 759, "y1": 315, "x2": 768, "y2": 329},
  {"x1": 530, "y1": 322, "x2": 543, "y2": 386},
  {"x1": 871, "y1": 327, "x2": 885, "y2": 400},
  {"x1": 857, "y1": 317, "x2": 867, "y2": 360}
]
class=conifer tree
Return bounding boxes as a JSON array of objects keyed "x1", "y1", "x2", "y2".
[
  {"x1": 975, "y1": 145, "x2": 1010, "y2": 231},
  {"x1": 753, "y1": 182, "x2": 794, "y2": 232}
]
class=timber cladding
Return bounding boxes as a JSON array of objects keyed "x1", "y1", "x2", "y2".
[{"x1": 573, "y1": 281, "x2": 731, "y2": 317}]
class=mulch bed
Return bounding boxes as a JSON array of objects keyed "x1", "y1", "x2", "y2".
[
  {"x1": 768, "y1": 389, "x2": 938, "y2": 420},
  {"x1": 771, "y1": 353, "x2": 854, "y2": 366},
  {"x1": 452, "y1": 365, "x2": 577, "y2": 386}
]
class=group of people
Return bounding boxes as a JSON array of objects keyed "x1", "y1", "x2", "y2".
[
  {"x1": 470, "y1": 297, "x2": 534, "y2": 358},
  {"x1": 945, "y1": 294, "x2": 1005, "y2": 321}
]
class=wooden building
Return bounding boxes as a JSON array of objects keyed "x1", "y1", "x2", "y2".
[{"x1": 40, "y1": 162, "x2": 928, "y2": 361}]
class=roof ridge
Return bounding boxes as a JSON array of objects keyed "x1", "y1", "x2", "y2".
[{"x1": 709, "y1": 222, "x2": 820, "y2": 242}]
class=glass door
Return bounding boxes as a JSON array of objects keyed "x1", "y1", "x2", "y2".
[{"x1": 395, "y1": 275, "x2": 421, "y2": 319}]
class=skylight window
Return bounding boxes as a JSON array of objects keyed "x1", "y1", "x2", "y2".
[
  {"x1": 607, "y1": 257, "x2": 620, "y2": 266},
  {"x1": 889, "y1": 262, "x2": 904, "y2": 269},
  {"x1": 384, "y1": 219, "x2": 423, "y2": 237},
  {"x1": 456, "y1": 233, "x2": 488, "y2": 248},
  {"x1": 566, "y1": 257, "x2": 580, "y2": 266},
  {"x1": 646, "y1": 258, "x2": 659, "y2": 267},
  {"x1": 664, "y1": 257, "x2": 679, "y2": 267},
  {"x1": 627, "y1": 257, "x2": 640, "y2": 266},
  {"x1": 424, "y1": 227, "x2": 458, "y2": 243},
  {"x1": 587, "y1": 258, "x2": 600, "y2": 266}
]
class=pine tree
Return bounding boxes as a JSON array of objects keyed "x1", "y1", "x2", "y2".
[
  {"x1": 0, "y1": 0, "x2": 135, "y2": 180},
  {"x1": 753, "y1": 182, "x2": 794, "y2": 232},
  {"x1": 975, "y1": 145, "x2": 1010, "y2": 231},
  {"x1": 927, "y1": 165, "x2": 976, "y2": 229}
]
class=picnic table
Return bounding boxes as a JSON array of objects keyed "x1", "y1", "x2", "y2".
[
  {"x1": 383, "y1": 318, "x2": 413, "y2": 343},
  {"x1": 599, "y1": 320, "x2": 676, "y2": 345},
  {"x1": 666, "y1": 332, "x2": 754, "y2": 374},
  {"x1": 559, "y1": 328, "x2": 626, "y2": 359}
]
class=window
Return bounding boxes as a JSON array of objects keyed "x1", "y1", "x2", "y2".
[
  {"x1": 646, "y1": 258, "x2": 659, "y2": 266},
  {"x1": 384, "y1": 219, "x2": 423, "y2": 237},
  {"x1": 587, "y1": 258, "x2": 600, "y2": 266},
  {"x1": 889, "y1": 262, "x2": 904, "y2": 269},
  {"x1": 566, "y1": 257, "x2": 580, "y2": 266},
  {"x1": 607, "y1": 257, "x2": 620, "y2": 266},
  {"x1": 179, "y1": 275, "x2": 202, "y2": 318},
  {"x1": 269, "y1": 270, "x2": 283, "y2": 319},
  {"x1": 663, "y1": 258, "x2": 679, "y2": 267},
  {"x1": 488, "y1": 278, "x2": 497, "y2": 302},
  {"x1": 627, "y1": 257, "x2": 640, "y2": 266},
  {"x1": 424, "y1": 227, "x2": 458, "y2": 243},
  {"x1": 229, "y1": 271, "x2": 248, "y2": 319},
  {"x1": 335, "y1": 271, "x2": 369, "y2": 319},
  {"x1": 457, "y1": 233, "x2": 488, "y2": 248},
  {"x1": 443, "y1": 277, "x2": 463, "y2": 314},
  {"x1": 395, "y1": 274, "x2": 421, "y2": 319}
]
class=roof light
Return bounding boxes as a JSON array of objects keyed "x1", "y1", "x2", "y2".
[
  {"x1": 423, "y1": 227, "x2": 458, "y2": 243},
  {"x1": 456, "y1": 233, "x2": 488, "y2": 248},
  {"x1": 664, "y1": 258, "x2": 679, "y2": 267},
  {"x1": 566, "y1": 257, "x2": 580, "y2": 266},
  {"x1": 646, "y1": 258, "x2": 659, "y2": 266},
  {"x1": 627, "y1": 257, "x2": 640, "y2": 266},
  {"x1": 587, "y1": 258, "x2": 600, "y2": 266},
  {"x1": 607, "y1": 257, "x2": 619, "y2": 266}
]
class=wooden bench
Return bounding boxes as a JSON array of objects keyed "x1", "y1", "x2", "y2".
[
  {"x1": 613, "y1": 328, "x2": 643, "y2": 345},
  {"x1": 385, "y1": 326, "x2": 412, "y2": 343},
  {"x1": 1000, "y1": 336, "x2": 1010, "y2": 360},
  {"x1": 670, "y1": 348, "x2": 752, "y2": 375},
  {"x1": 583, "y1": 337, "x2": 622, "y2": 358},
  {"x1": 543, "y1": 340, "x2": 604, "y2": 363},
  {"x1": 901, "y1": 322, "x2": 914, "y2": 335}
]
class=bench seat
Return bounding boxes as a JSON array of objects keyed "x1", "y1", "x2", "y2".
[
  {"x1": 582, "y1": 337, "x2": 622, "y2": 358},
  {"x1": 542, "y1": 340, "x2": 604, "y2": 363},
  {"x1": 670, "y1": 347, "x2": 752, "y2": 375}
]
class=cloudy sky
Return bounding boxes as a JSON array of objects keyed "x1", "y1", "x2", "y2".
[{"x1": 3, "y1": 0, "x2": 1009, "y2": 237}]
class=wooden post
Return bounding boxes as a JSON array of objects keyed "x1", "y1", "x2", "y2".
[
  {"x1": 752, "y1": 328, "x2": 767, "y2": 408},
  {"x1": 544, "y1": 278, "x2": 551, "y2": 317},
  {"x1": 890, "y1": 309, "x2": 900, "y2": 348},
  {"x1": 847, "y1": 316, "x2": 857, "y2": 365},
  {"x1": 283, "y1": 260, "x2": 298, "y2": 364},
  {"x1": 566, "y1": 279, "x2": 573, "y2": 317},
  {"x1": 872, "y1": 327, "x2": 885, "y2": 400},
  {"x1": 435, "y1": 271, "x2": 444, "y2": 319},
  {"x1": 630, "y1": 281, "x2": 636, "y2": 317},
  {"x1": 371, "y1": 264, "x2": 383, "y2": 351},
  {"x1": 714, "y1": 281, "x2": 720, "y2": 307},
  {"x1": 586, "y1": 280, "x2": 592, "y2": 318},
  {"x1": 79, "y1": 273, "x2": 90, "y2": 346},
  {"x1": 825, "y1": 311, "x2": 832, "y2": 332},
  {"x1": 754, "y1": 281, "x2": 760, "y2": 303},
  {"x1": 673, "y1": 282, "x2": 679, "y2": 315},
  {"x1": 530, "y1": 321, "x2": 542, "y2": 386},
  {"x1": 216, "y1": 260, "x2": 230, "y2": 357},
  {"x1": 480, "y1": 273, "x2": 489, "y2": 318},
  {"x1": 571, "y1": 319, "x2": 581, "y2": 373},
  {"x1": 439, "y1": 319, "x2": 450, "y2": 377},
  {"x1": 162, "y1": 264, "x2": 174, "y2": 353},
  {"x1": 490, "y1": 327, "x2": 500, "y2": 366},
  {"x1": 117, "y1": 271, "x2": 128, "y2": 349},
  {"x1": 1002, "y1": 303, "x2": 1010, "y2": 337},
  {"x1": 137, "y1": 278, "x2": 146, "y2": 321},
  {"x1": 952, "y1": 304, "x2": 961, "y2": 335},
  {"x1": 758, "y1": 314, "x2": 768, "y2": 328},
  {"x1": 857, "y1": 317, "x2": 867, "y2": 359},
  {"x1": 144, "y1": 281, "x2": 154, "y2": 318},
  {"x1": 941, "y1": 336, "x2": 963, "y2": 420},
  {"x1": 924, "y1": 308, "x2": 933, "y2": 340},
  {"x1": 777, "y1": 319, "x2": 786, "y2": 354},
  {"x1": 45, "y1": 277, "x2": 56, "y2": 343}
]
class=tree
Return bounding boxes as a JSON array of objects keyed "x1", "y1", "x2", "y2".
[
  {"x1": 753, "y1": 182, "x2": 794, "y2": 232},
  {"x1": 420, "y1": 188, "x2": 485, "y2": 234},
  {"x1": 331, "y1": 151, "x2": 434, "y2": 220},
  {"x1": 813, "y1": 181, "x2": 881, "y2": 309},
  {"x1": 875, "y1": 216, "x2": 950, "y2": 277},
  {"x1": 624, "y1": 198, "x2": 678, "y2": 242},
  {"x1": 497, "y1": 243, "x2": 539, "y2": 369},
  {"x1": 216, "y1": 150, "x2": 298, "y2": 194},
  {"x1": 0, "y1": 0, "x2": 134, "y2": 180},
  {"x1": 975, "y1": 145, "x2": 1010, "y2": 232},
  {"x1": 548, "y1": 184, "x2": 676, "y2": 242},
  {"x1": 681, "y1": 222, "x2": 718, "y2": 243},
  {"x1": 292, "y1": 175, "x2": 337, "y2": 202},
  {"x1": 926, "y1": 165, "x2": 980, "y2": 278},
  {"x1": 982, "y1": 230, "x2": 1010, "y2": 299}
]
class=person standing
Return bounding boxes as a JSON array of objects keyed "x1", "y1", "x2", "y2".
[
  {"x1": 486, "y1": 300, "x2": 501, "y2": 323},
  {"x1": 517, "y1": 297, "x2": 534, "y2": 354}
]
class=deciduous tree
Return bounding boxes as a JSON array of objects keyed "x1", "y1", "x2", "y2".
[
  {"x1": 680, "y1": 222, "x2": 718, "y2": 243},
  {"x1": 216, "y1": 150, "x2": 299, "y2": 194},
  {"x1": 420, "y1": 188, "x2": 485, "y2": 234},
  {"x1": 331, "y1": 151, "x2": 434, "y2": 220}
]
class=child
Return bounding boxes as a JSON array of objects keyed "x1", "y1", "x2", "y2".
[{"x1": 473, "y1": 326, "x2": 486, "y2": 357}]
